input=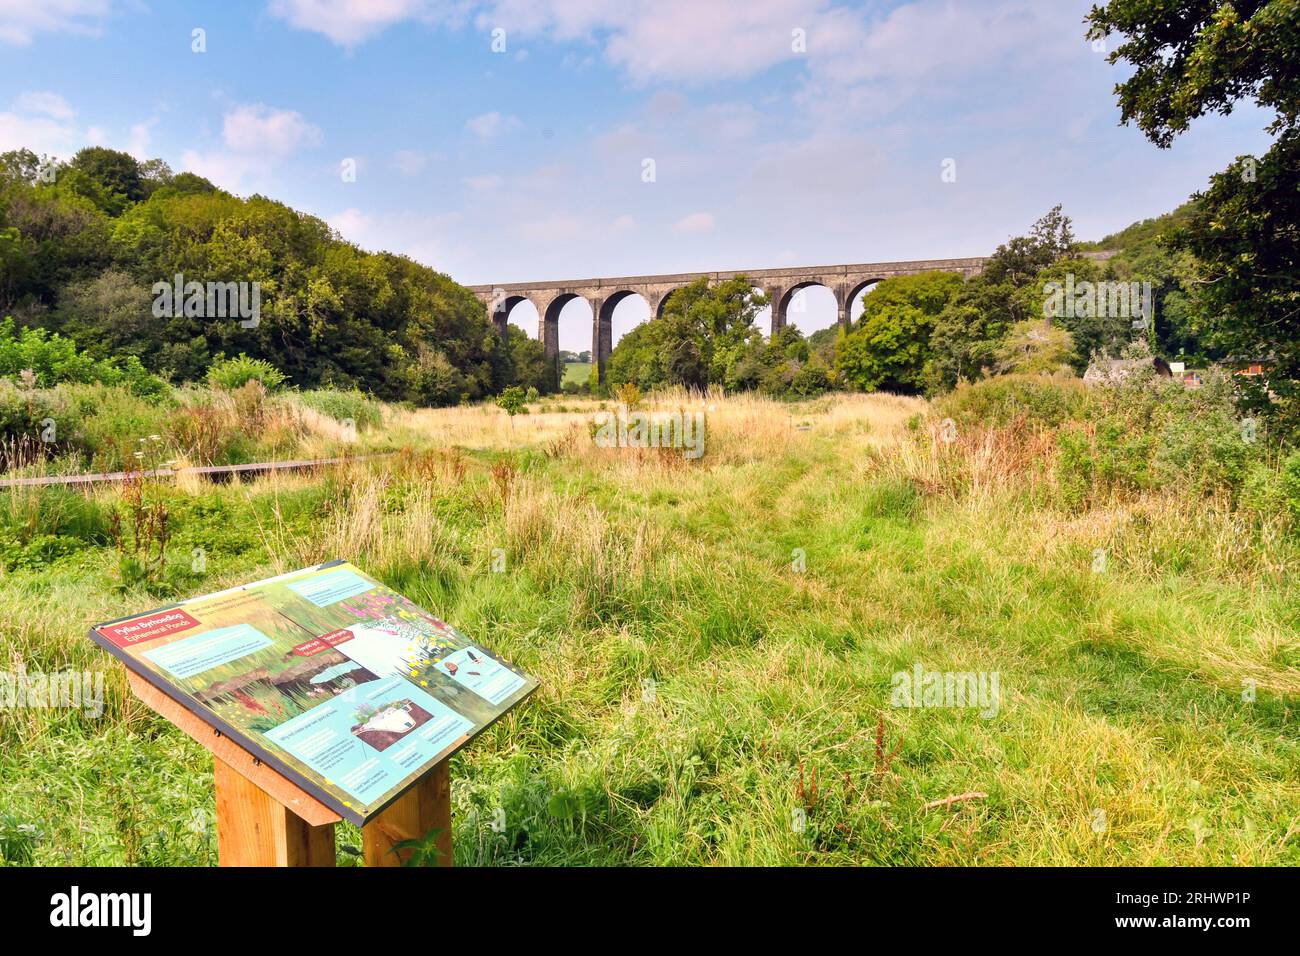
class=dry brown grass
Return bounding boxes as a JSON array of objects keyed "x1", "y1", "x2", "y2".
[{"x1": 872, "y1": 419, "x2": 1059, "y2": 506}]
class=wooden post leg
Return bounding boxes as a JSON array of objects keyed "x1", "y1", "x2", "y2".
[
  {"x1": 362, "y1": 760, "x2": 452, "y2": 867},
  {"x1": 214, "y1": 757, "x2": 337, "y2": 867}
]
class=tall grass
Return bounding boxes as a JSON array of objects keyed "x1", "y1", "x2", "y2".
[{"x1": 1, "y1": 388, "x2": 1297, "y2": 865}]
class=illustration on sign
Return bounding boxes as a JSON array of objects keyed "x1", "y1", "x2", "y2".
[{"x1": 90, "y1": 560, "x2": 538, "y2": 825}]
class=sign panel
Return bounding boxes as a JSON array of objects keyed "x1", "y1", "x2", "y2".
[{"x1": 90, "y1": 560, "x2": 538, "y2": 825}]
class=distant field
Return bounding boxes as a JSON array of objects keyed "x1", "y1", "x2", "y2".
[{"x1": 563, "y1": 362, "x2": 592, "y2": 386}]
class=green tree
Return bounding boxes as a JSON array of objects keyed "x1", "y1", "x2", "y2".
[
  {"x1": 504, "y1": 326, "x2": 551, "y2": 394},
  {"x1": 605, "y1": 276, "x2": 766, "y2": 390},
  {"x1": 496, "y1": 385, "x2": 526, "y2": 417},
  {"x1": 67, "y1": 147, "x2": 150, "y2": 214},
  {"x1": 924, "y1": 207, "x2": 1081, "y2": 392},
  {"x1": 995, "y1": 320, "x2": 1078, "y2": 375},
  {"x1": 1087, "y1": 0, "x2": 1300, "y2": 421},
  {"x1": 836, "y1": 271, "x2": 962, "y2": 393}
]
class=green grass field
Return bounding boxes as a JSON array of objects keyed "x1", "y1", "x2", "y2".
[
  {"x1": 1, "y1": 390, "x2": 1297, "y2": 865},
  {"x1": 563, "y1": 362, "x2": 592, "y2": 386}
]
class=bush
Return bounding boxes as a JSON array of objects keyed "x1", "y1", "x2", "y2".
[
  {"x1": 109, "y1": 355, "x2": 170, "y2": 399},
  {"x1": 206, "y1": 353, "x2": 286, "y2": 392},
  {"x1": 1054, "y1": 426, "x2": 1094, "y2": 511},
  {"x1": 1281, "y1": 452, "x2": 1300, "y2": 522},
  {"x1": 1152, "y1": 405, "x2": 1257, "y2": 497},
  {"x1": 0, "y1": 383, "x2": 72, "y2": 469},
  {"x1": 164, "y1": 390, "x2": 253, "y2": 465},
  {"x1": 64, "y1": 384, "x2": 174, "y2": 469},
  {"x1": 789, "y1": 358, "x2": 833, "y2": 397},
  {"x1": 614, "y1": 383, "x2": 642, "y2": 410},
  {"x1": 0, "y1": 317, "x2": 96, "y2": 385},
  {"x1": 0, "y1": 317, "x2": 167, "y2": 397},
  {"x1": 1240, "y1": 460, "x2": 1289, "y2": 520},
  {"x1": 936, "y1": 374, "x2": 1092, "y2": 428},
  {"x1": 1092, "y1": 418, "x2": 1156, "y2": 492},
  {"x1": 496, "y1": 386, "x2": 526, "y2": 417}
]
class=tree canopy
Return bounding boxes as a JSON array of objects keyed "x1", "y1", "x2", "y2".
[
  {"x1": 1088, "y1": 0, "x2": 1300, "y2": 425},
  {"x1": 0, "y1": 146, "x2": 524, "y2": 405}
]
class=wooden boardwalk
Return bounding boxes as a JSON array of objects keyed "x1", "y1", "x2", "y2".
[{"x1": 0, "y1": 455, "x2": 382, "y2": 489}]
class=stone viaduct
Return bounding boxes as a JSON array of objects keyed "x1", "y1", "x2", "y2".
[{"x1": 469, "y1": 256, "x2": 988, "y2": 382}]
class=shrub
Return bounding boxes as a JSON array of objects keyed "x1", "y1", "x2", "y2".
[
  {"x1": 64, "y1": 384, "x2": 174, "y2": 470},
  {"x1": 1092, "y1": 417, "x2": 1156, "y2": 492},
  {"x1": 1240, "y1": 459, "x2": 1289, "y2": 520},
  {"x1": 994, "y1": 320, "x2": 1078, "y2": 375},
  {"x1": 0, "y1": 317, "x2": 167, "y2": 397},
  {"x1": 0, "y1": 317, "x2": 96, "y2": 385},
  {"x1": 206, "y1": 353, "x2": 286, "y2": 392},
  {"x1": 1054, "y1": 426, "x2": 1094, "y2": 511},
  {"x1": 1152, "y1": 405, "x2": 1258, "y2": 497},
  {"x1": 789, "y1": 358, "x2": 833, "y2": 397},
  {"x1": 614, "y1": 383, "x2": 642, "y2": 410},
  {"x1": 1281, "y1": 451, "x2": 1300, "y2": 522},
  {"x1": 110, "y1": 355, "x2": 170, "y2": 399},
  {"x1": 0, "y1": 383, "x2": 74, "y2": 469},
  {"x1": 165, "y1": 392, "x2": 255, "y2": 465},
  {"x1": 936, "y1": 374, "x2": 1092, "y2": 428},
  {"x1": 496, "y1": 386, "x2": 526, "y2": 417}
]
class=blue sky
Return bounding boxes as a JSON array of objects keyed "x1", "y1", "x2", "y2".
[{"x1": 0, "y1": 0, "x2": 1277, "y2": 350}]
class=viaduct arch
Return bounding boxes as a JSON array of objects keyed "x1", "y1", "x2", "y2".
[{"x1": 469, "y1": 256, "x2": 989, "y2": 385}]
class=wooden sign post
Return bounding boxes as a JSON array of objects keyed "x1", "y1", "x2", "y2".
[
  {"x1": 97, "y1": 561, "x2": 536, "y2": 868},
  {"x1": 129, "y1": 670, "x2": 452, "y2": 867}
]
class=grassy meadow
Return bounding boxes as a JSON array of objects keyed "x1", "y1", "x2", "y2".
[
  {"x1": 563, "y1": 362, "x2": 593, "y2": 388},
  {"x1": 1, "y1": 385, "x2": 1298, "y2": 866}
]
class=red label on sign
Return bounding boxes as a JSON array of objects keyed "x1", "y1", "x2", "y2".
[
  {"x1": 99, "y1": 610, "x2": 202, "y2": 648},
  {"x1": 291, "y1": 629, "x2": 353, "y2": 656}
]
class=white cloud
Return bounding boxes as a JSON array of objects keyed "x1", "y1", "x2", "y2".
[
  {"x1": 0, "y1": 0, "x2": 110, "y2": 46},
  {"x1": 126, "y1": 119, "x2": 157, "y2": 159},
  {"x1": 269, "y1": 0, "x2": 820, "y2": 82},
  {"x1": 596, "y1": 0, "x2": 809, "y2": 85},
  {"x1": 181, "y1": 103, "x2": 321, "y2": 192},
  {"x1": 268, "y1": 0, "x2": 487, "y2": 48},
  {"x1": 222, "y1": 103, "x2": 321, "y2": 155},
  {"x1": 466, "y1": 111, "x2": 520, "y2": 139},
  {"x1": 13, "y1": 91, "x2": 75, "y2": 120},
  {"x1": 463, "y1": 173, "x2": 501, "y2": 191},
  {"x1": 328, "y1": 207, "x2": 374, "y2": 241},
  {"x1": 267, "y1": 0, "x2": 437, "y2": 47},
  {"x1": 673, "y1": 212, "x2": 714, "y2": 234},
  {"x1": 266, "y1": 0, "x2": 1080, "y2": 111},
  {"x1": 0, "y1": 90, "x2": 81, "y2": 155},
  {"x1": 0, "y1": 112, "x2": 78, "y2": 155},
  {"x1": 392, "y1": 148, "x2": 428, "y2": 175}
]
